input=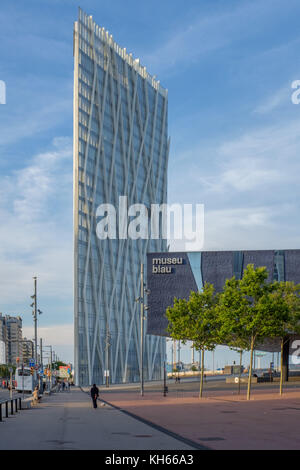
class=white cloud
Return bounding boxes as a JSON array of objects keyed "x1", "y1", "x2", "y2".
[
  {"x1": 203, "y1": 204, "x2": 297, "y2": 251},
  {"x1": 142, "y1": 0, "x2": 285, "y2": 76},
  {"x1": 11, "y1": 137, "x2": 72, "y2": 222},
  {"x1": 0, "y1": 95, "x2": 72, "y2": 148},
  {"x1": 22, "y1": 324, "x2": 73, "y2": 347},
  {"x1": 0, "y1": 138, "x2": 73, "y2": 310},
  {"x1": 169, "y1": 115, "x2": 300, "y2": 252},
  {"x1": 22, "y1": 324, "x2": 74, "y2": 364},
  {"x1": 185, "y1": 117, "x2": 300, "y2": 196},
  {"x1": 253, "y1": 85, "x2": 290, "y2": 114}
]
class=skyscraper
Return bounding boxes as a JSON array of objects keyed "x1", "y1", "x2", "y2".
[
  {"x1": 73, "y1": 9, "x2": 169, "y2": 385},
  {"x1": 0, "y1": 313, "x2": 7, "y2": 364},
  {"x1": 6, "y1": 315, "x2": 23, "y2": 365}
]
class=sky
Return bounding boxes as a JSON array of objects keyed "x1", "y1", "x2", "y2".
[{"x1": 1, "y1": 0, "x2": 300, "y2": 367}]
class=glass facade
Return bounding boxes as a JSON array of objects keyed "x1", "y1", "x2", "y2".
[
  {"x1": 273, "y1": 250, "x2": 285, "y2": 281},
  {"x1": 73, "y1": 9, "x2": 169, "y2": 385}
]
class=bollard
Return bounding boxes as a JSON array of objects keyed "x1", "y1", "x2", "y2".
[
  {"x1": 5, "y1": 401, "x2": 8, "y2": 418},
  {"x1": 15, "y1": 398, "x2": 18, "y2": 412},
  {"x1": 19, "y1": 398, "x2": 22, "y2": 410},
  {"x1": 0, "y1": 403, "x2": 2, "y2": 422},
  {"x1": 10, "y1": 400, "x2": 13, "y2": 415}
]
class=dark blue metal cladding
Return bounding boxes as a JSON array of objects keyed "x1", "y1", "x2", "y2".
[
  {"x1": 284, "y1": 250, "x2": 300, "y2": 283},
  {"x1": 201, "y1": 251, "x2": 234, "y2": 292},
  {"x1": 146, "y1": 249, "x2": 300, "y2": 337},
  {"x1": 243, "y1": 250, "x2": 274, "y2": 282},
  {"x1": 146, "y1": 252, "x2": 197, "y2": 336},
  {"x1": 233, "y1": 251, "x2": 244, "y2": 280}
]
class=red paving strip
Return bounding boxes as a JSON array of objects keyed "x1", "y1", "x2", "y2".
[{"x1": 101, "y1": 388, "x2": 300, "y2": 450}]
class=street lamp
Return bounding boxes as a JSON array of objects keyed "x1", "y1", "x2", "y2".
[
  {"x1": 135, "y1": 263, "x2": 150, "y2": 397},
  {"x1": 31, "y1": 277, "x2": 42, "y2": 367},
  {"x1": 43, "y1": 345, "x2": 53, "y2": 393},
  {"x1": 104, "y1": 324, "x2": 111, "y2": 387}
]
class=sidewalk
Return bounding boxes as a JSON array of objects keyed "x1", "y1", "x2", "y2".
[
  {"x1": 0, "y1": 387, "x2": 198, "y2": 450},
  {"x1": 100, "y1": 385, "x2": 300, "y2": 450}
]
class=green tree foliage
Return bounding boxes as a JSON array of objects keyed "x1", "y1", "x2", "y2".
[
  {"x1": 217, "y1": 264, "x2": 293, "y2": 400},
  {"x1": 166, "y1": 283, "x2": 220, "y2": 398},
  {"x1": 52, "y1": 361, "x2": 68, "y2": 371},
  {"x1": 266, "y1": 281, "x2": 300, "y2": 394},
  {"x1": 166, "y1": 263, "x2": 300, "y2": 401}
]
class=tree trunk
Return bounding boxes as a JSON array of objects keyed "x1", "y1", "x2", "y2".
[
  {"x1": 247, "y1": 336, "x2": 254, "y2": 401},
  {"x1": 280, "y1": 338, "x2": 284, "y2": 396},
  {"x1": 238, "y1": 350, "x2": 243, "y2": 395},
  {"x1": 199, "y1": 348, "x2": 205, "y2": 398}
]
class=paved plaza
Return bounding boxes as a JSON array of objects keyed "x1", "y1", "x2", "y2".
[
  {"x1": 100, "y1": 379, "x2": 300, "y2": 450},
  {"x1": 1, "y1": 380, "x2": 300, "y2": 450},
  {"x1": 0, "y1": 387, "x2": 197, "y2": 450}
]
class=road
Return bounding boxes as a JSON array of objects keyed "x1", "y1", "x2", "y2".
[{"x1": 0, "y1": 389, "x2": 20, "y2": 402}]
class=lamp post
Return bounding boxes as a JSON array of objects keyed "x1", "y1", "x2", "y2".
[
  {"x1": 256, "y1": 353, "x2": 266, "y2": 371},
  {"x1": 43, "y1": 345, "x2": 52, "y2": 393},
  {"x1": 104, "y1": 323, "x2": 110, "y2": 387},
  {"x1": 173, "y1": 339, "x2": 176, "y2": 373},
  {"x1": 8, "y1": 367, "x2": 13, "y2": 400},
  {"x1": 191, "y1": 342, "x2": 195, "y2": 365},
  {"x1": 30, "y1": 277, "x2": 42, "y2": 368},
  {"x1": 135, "y1": 263, "x2": 150, "y2": 397},
  {"x1": 140, "y1": 264, "x2": 144, "y2": 396}
]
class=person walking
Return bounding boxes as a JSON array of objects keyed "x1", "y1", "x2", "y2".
[{"x1": 90, "y1": 384, "x2": 99, "y2": 409}]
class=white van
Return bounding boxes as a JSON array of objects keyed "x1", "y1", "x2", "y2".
[{"x1": 15, "y1": 367, "x2": 37, "y2": 393}]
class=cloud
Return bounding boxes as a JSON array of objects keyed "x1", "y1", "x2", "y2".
[
  {"x1": 203, "y1": 204, "x2": 298, "y2": 252},
  {"x1": 253, "y1": 85, "x2": 290, "y2": 114},
  {"x1": 183, "y1": 117, "x2": 300, "y2": 197},
  {"x1": 0, "y1": 138, "x2": 73, "y2": 313},
  {"x1": 198, "y1": 159, "x2": 281, "y2": 193},
  {"x1": 22, "y1": 324, "x2": 74, "y2": 364},
  {"x1": 11, "y1": 136, "x2": 72, "y2": 222},
  {"x1": 142, "y1": 0, "x2": 289, "y2": 76},
  {"x1": 169, "y1": 114, "x2": 300, "y2": 252},
  {"x1": 22, "y1": 324, "x2": 73, "y2": 347},
  {"x1": 0, "y1": 92, "x2": 72, "y2": 147}
]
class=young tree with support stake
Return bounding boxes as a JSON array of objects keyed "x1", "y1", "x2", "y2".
[
  {"x1": 217, "y1": 264, "x2": 282, "y2": 400},
  {"x1": 267, "y1": 281, "x2": 300, "y2": 395},
  {"x1": 217, "y1": 277, "x2": 251, "y2": 394},
  {"x1": 166, "y1": 283, "x2": 220, "y2": 398}
]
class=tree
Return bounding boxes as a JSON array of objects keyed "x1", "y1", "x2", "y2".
[
  {"x1": 217, "y1": 277, "x2": 251, "y2": 394},
  {"x1": 52, "y1": 361, "x2": 68, "y2": 371},
  {"x1": 0, "y1": 365, "x2": 10, "y2": 378},
  {"x1": 266, "y1": 281, "x2": 300, "y2": 395},
  {"x1": 217, "y1": 264, "x2": 282, "y2": 400},
  {"x1": 166, "y1": 283, "x2": 220, "y2": 398}
]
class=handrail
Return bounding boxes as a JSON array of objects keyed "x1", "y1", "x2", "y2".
[{"x1": 0, "y1": 397, "x2": 22, "y2": 421}]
